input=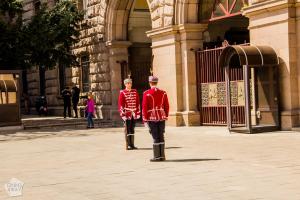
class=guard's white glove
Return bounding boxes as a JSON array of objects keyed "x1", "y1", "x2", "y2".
[
  {"x1": 136, "y1": 115, "x2": 140, "y2": 119},
  {"x1": 122, "y1": 116, "x2": 126, "y2": 121}
]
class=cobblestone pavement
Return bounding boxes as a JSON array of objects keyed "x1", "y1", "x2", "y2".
[{"x1": 0, "y1": 126, "x2": 300, "y2": 200}]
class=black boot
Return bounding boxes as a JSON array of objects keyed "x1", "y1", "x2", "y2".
[
  {"x1": 150, "y1": 144, "x2": 162, "y2": 162},
  {"x1": 127, "y1": 134, "x2": 134, "y2": 150},
  {"x1": 130, "y1": 135, "x2": 138, "y2": 149},
  {"x1": 125, "y1": 131, "x2": 130, "y2": 150},
  {"x1": 160, "y1": 143, "x2": 166, "y2": 161}
]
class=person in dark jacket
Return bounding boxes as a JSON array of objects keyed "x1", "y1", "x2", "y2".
[
  {"x1": 61, "y1": 86, "x2": 72, "y2": 118},
  {"x1": 35, "y1": 95, "x2": 48, "y2": 116},
  {"x1": 71, "y1": 85, "x2": 80, "y2": 118}
]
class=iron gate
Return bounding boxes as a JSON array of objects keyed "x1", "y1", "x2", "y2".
[{"x1": 196, "y1": 46, "x2": 246, "y2": 126}]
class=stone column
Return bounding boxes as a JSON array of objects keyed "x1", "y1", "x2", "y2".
[
  {"x1": 147, "y1": 24, "x2": 206, "y2": 126},
  {"x1": 243, "y1": 0, "x2": 300, "y2": 130},
  {"x1": 147, "y1": 27, "x2": 184, "y2": 126},
  {"x1": 178, "y1": 24, "x2": 207, "y2": 126},
  {"x1": 106, "y1": 41, "x2": 132, "y2": 120}
]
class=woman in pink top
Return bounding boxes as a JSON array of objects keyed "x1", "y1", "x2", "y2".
[{"x1": 86, "y1": 92, "x2": 95, "y2": 128}]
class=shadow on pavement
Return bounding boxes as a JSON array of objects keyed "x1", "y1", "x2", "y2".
[
  {"x1": 0, "y1": 127, "x2": 122, "y2": 142},
  {"x1": 137, "y1": 147, "x2": 182, "y2": 150},
  {"x1": 164, "y1": 158, "x2": 221, "y2": 162}
]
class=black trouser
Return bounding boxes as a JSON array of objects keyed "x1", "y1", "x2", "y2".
[
  {"x1": 63, "y1": 102, "x2": 71, "y2": 118},
  {"x1": 148, "y1": 121, "x2": 166, "y2": 160},
  {"x1": 72, "y1": 101, "x2": 78, "y2": 117},
  {"x1": 125, "y1": 117, "x2": 136, "y2": 148},
  {"x1": 148, "y1": 121, "x2": 165, "y2": 143}
]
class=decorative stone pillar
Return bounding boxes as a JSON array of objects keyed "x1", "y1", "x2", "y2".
[
  {"x1": 147, "y1": 26, "x2": 184, "y2": 126},
  {"x1": 178, "y1": 24, "x2": 207, "y2": 126},
  {"x1": 243, "y1": 0, "x2": 300, "y2": 130},
  {"x1": 106, "y1": 41, "x2": 132, "y2": 120},
  {"x1": 147, "y1": 24, "x2": 206, "y2": 126}
]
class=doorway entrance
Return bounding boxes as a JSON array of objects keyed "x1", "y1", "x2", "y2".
[
  {"x1": 126, "y1": 0, "x2": 152, "y2": 97},
  {"x1": 196, "y1": 1, "x2": 249, "y2": 125}
]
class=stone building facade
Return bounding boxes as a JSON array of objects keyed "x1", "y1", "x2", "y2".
[
  {"x1": 23, "y1": 0, "x2": 300, "y2": 130},
  {"x1": 22, "y1": 0, "x2": 70, "y2": 114}
]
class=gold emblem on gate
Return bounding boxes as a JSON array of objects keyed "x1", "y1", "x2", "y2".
[{"x1": 208, "y1": 83, "x2": 218, "y2": 106}]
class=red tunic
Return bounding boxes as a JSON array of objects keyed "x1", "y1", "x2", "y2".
[
  {"x1": 142, "y1": 87, "x2": 169, "y2": 122},
  {"x1": 118, "y1": 89, "x2": 141, "y2": 120}
]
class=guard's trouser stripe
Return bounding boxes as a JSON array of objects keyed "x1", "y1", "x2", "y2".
[
  {"x1": 152, "y1": 157, "x2": 164, "y2": 160},
  {"x1": 153, "y1": 142, "x2": 165, "y2": 145}
]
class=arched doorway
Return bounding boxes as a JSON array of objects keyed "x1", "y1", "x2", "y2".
[
  {"x1": 127, "y1": 0, "x2": 152, "y2": 96},
  {"x1": 196, "y1": 0, "x2": 250, "y2": 126},
  {"x1": 105, "y1": 0, "x2": 153, "y2": 120}
]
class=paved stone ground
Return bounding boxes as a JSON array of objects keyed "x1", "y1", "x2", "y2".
[{"x1": 0, "y1": 126, "x2": 300, "y2": 200}]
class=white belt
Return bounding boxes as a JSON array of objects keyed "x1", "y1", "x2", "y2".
[
  {"x1": 124, "y1": 108, "x2": 136, "y2": 112},
  {"x1": 147, "y1": 108, "x2": 164, "y2": 112}
]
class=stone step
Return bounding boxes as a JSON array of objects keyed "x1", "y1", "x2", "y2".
[{"x1": 22, "y1": 116, "x2": 122, "y2": 130}]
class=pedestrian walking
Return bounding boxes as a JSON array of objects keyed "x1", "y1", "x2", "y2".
[
  {"x1": 86, "y1": 92, "x2": 95, "y2": 128},
  {"x1": 61, "y1": 86, "x2": 72, "y2": 118},
  {"x1": 118, "y1": 77, "x2": 141, "y2": 150},
  {"x1": 71, "y1": 85, "x2": 80, "y2": 118},
  {"x1": 142, "y1": 76, "x2": 169, "y2": 162}
]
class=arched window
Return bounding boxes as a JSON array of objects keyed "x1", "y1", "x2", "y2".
[
  {"x1": 80, "y1": 55, "x2": 90, "y2": 93},
  {"x1": 200, "y1": 0, "x2": 248, "y2": 22}
]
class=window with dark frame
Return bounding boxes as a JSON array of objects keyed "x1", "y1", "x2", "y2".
[
  {"x1": 77, "y1": 0, "x2": 83, "y2": 11},
  {"x1": 81, "y1": 55, "x2": 90, "y2": 93},
  {"x1": 58, "y1": 63, "x2": 66, "y2": 92},
  {"x1": 76, "y1": 0, "x2": 88, "y2": 19},
  {"x1": 39, "y1": 66, "x2": 46, "y2": 96},
  {"x1": 34, "y1": 0, "x2": 41, "y2": 14}
]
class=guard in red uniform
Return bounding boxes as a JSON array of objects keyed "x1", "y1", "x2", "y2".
[
  {"x1": 142, "y1": 76, "x2": 169, "y2": 161},
  {"x1": 118, "y1": 78, "x2": 141, "y2": 150}
]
